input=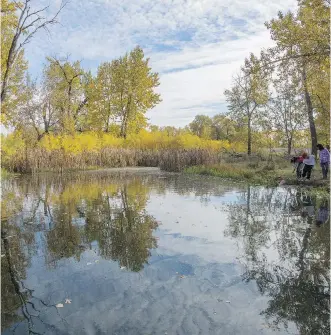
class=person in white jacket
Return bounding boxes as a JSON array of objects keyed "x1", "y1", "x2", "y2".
[{"x1": 302, "y1": 152, "x2": 315, "y2": 180}]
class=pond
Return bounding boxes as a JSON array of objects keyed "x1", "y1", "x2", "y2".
[{"x1": 1, "y1": 169, "x2": 330, "y2": 335}]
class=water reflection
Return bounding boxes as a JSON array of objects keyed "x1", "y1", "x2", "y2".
[
  {"x1": 225, "y1": 186, "x2": 330, "y2": 334},
  {"x1": 1, "y1": 173, "x2": 161, "y2": 332},
  {"x1": 1, "y1": 172, "x2": 329, "y2": 334}
]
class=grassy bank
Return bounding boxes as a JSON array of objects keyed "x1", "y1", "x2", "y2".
[
  {"x1": 185, "y1": 163, "x2": 330, "y2": 188},
  {"x1": 1, "y1": 131, "x2": 244, "y2": 173},
  {"x1": 185, "y1": 164, "x2": 279, "y2": 185}
]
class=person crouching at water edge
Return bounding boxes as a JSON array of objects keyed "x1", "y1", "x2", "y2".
[
  {"x1": 290, "y1": 155, "x2": 304, "y2": 179},
  {"x1": 301, "y1": 152, "x2": 315, "y2": 181},
  {"x1": 317, "y1": 144, "x2": 330, "y2": 180}
]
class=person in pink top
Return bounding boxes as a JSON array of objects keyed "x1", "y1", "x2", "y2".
[{"x1": 317, "y1": 144, "x2": 330, "y2": 179}]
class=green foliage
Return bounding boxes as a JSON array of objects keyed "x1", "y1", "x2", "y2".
[
  {"x1": 1, "y1": 0, "x2": 28, "y2": 124},
  {"x1": 224, "y1": 57, "x2": 269, "y2": 155},
  {"x1": 99, "y1": 46, "x2": 161, "y2": 138},
  {"x1": 189, "y1": 115, "x2": 213, "y2": 139},
  {"x1": 211, "y1": 114, "x2": 237, "y2": 141},
  {"x1": 264, "y1": 0, "x2": 330, "y2": 153},
  {"x1": 44, "y1": 57, "x2": 89, "y2": 133},
  {"x1": 2, "y1": 0, "x2": 329, "y2": 166}
]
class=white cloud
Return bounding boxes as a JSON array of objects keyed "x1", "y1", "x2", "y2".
[
  {"x1": 24, "y1": 0, "x2": 297, "y2": 127},
  {"x1": 146, "y1": 31, "x2": 276, "y2": 126}
]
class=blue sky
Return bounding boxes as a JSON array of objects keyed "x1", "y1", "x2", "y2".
[{"x1": 24, "y1": 0, "x2": 297, "y2": 127}]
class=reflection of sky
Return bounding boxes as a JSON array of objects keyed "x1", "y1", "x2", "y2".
[
  {"x1": 3, "y1": 175, "x2": 320, "y2": 335},
  {"x1": 147, "y1": 192, "x2": 242, "y2": 264}
]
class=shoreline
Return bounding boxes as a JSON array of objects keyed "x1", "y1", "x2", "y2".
[{"x1": 3, "y1": 165, "x2": 329, "y2": 191}]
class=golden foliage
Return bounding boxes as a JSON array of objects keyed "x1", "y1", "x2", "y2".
[{"x1": 32, "y1": 131, "x2": 245, "y2": 154}]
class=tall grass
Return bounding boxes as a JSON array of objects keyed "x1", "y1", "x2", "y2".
[
  {"x1": 2, "y1": 147, "x2": 226, "y2": 173},
  {"x1": 2, "y1": 131, "x2": 244, "y2": 173}
]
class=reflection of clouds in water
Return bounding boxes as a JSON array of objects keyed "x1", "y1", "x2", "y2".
[
  {"x1": 1, "y1": 172, "x2": 329, "y2": 335},
  {"x1": 22, "y1": 250, "x2": 272, "y2": 335}
]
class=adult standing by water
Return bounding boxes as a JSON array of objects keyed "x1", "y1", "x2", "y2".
[
  {"x1": 317, "y1": 144, "x2": 330, "y2": 180},
  {"x1": 302, "y1": 152, "x2": 315, "y2": 180}
]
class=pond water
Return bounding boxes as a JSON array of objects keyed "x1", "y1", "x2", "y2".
[{"x1": 1, "y1": 169, "x2": 330, "y2": 335}]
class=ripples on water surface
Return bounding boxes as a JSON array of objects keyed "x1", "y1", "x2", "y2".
[{"x1": 1, "y1": 169, "x2": 330, "y2": 335}]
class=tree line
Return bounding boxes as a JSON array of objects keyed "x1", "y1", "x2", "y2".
[
  {"x1": 224, "y1": 0, "x2": 329, "y2": 155},
  {"x1": 1, "y1": 0, "x2": 329, "y2": 157},
  {"x1": 1, "y1": 0, "x2": 161, "y2": 140}
]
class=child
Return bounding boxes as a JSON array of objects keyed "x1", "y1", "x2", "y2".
[
  {"x1": 291, "y1": 155, "x2": 304, "y2": 179},
  {"x1": 302, "y1": 152, "x2": 315, "y2": 180}
]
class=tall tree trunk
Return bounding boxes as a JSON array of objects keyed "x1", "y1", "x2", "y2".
[
  {"x1": 120, "y1": 115, "x2": 127, "y2": 138},
  {"x1": 1, "y1": 66, "x2": 11, "y2": 103},
  {"x1": 1, "y1": 35, "x2": 19, "y2": 103},
  {"x1": 287, "y1": 136, "x2": 292, "y2": 155},
  {"x1": 24, "y1": 142, "x2": 29, "y2": 173},
  {"x1": 247, "y1": 117, "x2": 252, "y2": 155},
  {"x1": 302, "y1": 66, "x2": 317, "y2": 156}
]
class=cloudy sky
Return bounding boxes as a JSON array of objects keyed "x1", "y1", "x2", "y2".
[{"x1": 25, "y1": 0, "x2": 297, "y2": 127}]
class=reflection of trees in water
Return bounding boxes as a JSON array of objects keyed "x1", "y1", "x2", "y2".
[
  {"x1": 1, "y1": 224, "x2": 31, "y2": 331},
  {"x1": 43, "y1": 177, "x2": 159, "y2": 272},
  {"x1": 2, "y1": 174, "x2": 160, "y2": 271},
  {"x1": 46, "y1": 204, "x2": 83, "y2": 265},
  {"x1": 83, "y1": 182, "x2": 158, "y2": 271},
  {"x1": 226, "y1": 186, "x2": 330, "y2": 334},
  {"x1": 1, "y1": 221, "x2": 66, "y2": 334},
  {"x1": 1, "y1": 174, "x2": 161, "y2": 331},
  {"x1": 1, "y1": 182, "x2": 69, "y2": 333},
  {"x1": 15, "y1": 171, "x2": 236, "y2": 202}
]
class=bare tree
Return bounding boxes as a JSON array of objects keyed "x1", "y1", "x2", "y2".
[
  {"x1": 16, "y1": 75, "x2": 59, "y2": 140},
  {"x1": 1, "y1": 0, "x2": 67, "y2": 103}
]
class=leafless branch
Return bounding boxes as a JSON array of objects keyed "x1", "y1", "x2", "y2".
[{"x1": 1, "y1": 0, "x2": 68, "y2": 103}]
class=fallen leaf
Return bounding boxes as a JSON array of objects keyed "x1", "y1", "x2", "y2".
[
  {"x1": 56, "y1": 303, "x2": 64, "y2": 308},
  {"x1": 65, "y1": 299, "x2": 72, "y2": 304}
]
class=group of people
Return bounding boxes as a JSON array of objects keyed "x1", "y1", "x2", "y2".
[{"x1": 292, "y1": 144, "x2": 330, "y2": 181}]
